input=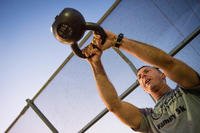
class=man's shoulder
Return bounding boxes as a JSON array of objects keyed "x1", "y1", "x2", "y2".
[{"x1": 177, "y1": 84, "x2": 200, "y2": 96}]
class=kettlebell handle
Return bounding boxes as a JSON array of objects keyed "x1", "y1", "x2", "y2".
[
  {"x1": 71, "y1": 22, "x2": 107, "y2": 58},
  {"x1": 86, "y1": 22, "x2": 107, "y2": 44}
]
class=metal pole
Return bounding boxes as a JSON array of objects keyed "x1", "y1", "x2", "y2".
[
  {"x1": 78, "y1": 81, "x2": 139, "y2": 133},
  {"x1": 113, "y1": 47, "x2": 138, "y2": 74},
  {"x1": 5, "y1": 105, "x2": 29, "y2": 133},
  {"x1": 26, "y1": 99, "x2": 58, "y2": 133},
  {"x1": 169, "y1": 26, "x2": 200, "y2": 56}
]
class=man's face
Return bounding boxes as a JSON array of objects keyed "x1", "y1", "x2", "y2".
[{"x1": 137, "y1": 66, "x2": 165, "y2": 93}]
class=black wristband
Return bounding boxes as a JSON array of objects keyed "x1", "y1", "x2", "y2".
[{"x1": 114, "y1": 33, "x2": 124, "y2": 48}]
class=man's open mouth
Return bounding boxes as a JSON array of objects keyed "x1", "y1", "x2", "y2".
[{"x1": 145, "y1": 79, "x2": 151, "y2": 85}]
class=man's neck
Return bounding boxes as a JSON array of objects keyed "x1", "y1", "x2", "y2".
[{"x1": 151, "y1": 84, "x2": 172, "y2": 101}]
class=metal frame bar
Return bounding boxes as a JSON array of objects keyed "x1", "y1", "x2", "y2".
[
  {"x1": 169, "y1": 26, "x2": 200, "y2": 56},
  {"x1": 26, "y1": 99, "x2": 58, "y2": 133},
  {"x1": 113, "y1": 47, "x2": 138, "y2": 74},
  {"x1": 5, "y1": 105, "x2": 29, "y2": 133},
  {"x1": 78, "y1": 81, "x2": 139, "y2": 133}
]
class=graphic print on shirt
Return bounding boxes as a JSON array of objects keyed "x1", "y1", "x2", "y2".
[{"x1": 150, "y1": 89, "x2": 187, "y2": 129}]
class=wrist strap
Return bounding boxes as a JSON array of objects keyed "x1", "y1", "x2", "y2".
[{"x1": 114, "y1": 33, "x2": 124, "y2": 48}]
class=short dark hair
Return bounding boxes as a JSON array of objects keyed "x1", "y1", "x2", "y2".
[{"x1": 137, "y1": 65, "x2": 162, "y2": 74}]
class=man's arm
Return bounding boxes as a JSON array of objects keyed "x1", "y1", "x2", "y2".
[
  {"x1": 90, "y1": 59, "x2": 142, "y2": 129},
  {"x1": 119, "y1": 37, "x2": 200, "y2": 88},
  {"x1": 101, "y1": 31, "x2": 199, "y2": 89},
  {"x1": 83, "y1": 42, "x2": 143, "y2": 129}
]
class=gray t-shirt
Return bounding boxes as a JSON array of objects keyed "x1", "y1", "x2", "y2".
[{"x1": 134, "y1": 85, "x2": 200, "y2": 133}]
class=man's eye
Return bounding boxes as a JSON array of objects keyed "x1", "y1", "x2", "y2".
[{"x1": 144, "y1": 70, "x2": 149, "y2": 73}]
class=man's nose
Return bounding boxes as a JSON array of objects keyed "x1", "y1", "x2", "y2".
[{"x1": 141, "y1": 74, "x2": 147, "y2": 79}]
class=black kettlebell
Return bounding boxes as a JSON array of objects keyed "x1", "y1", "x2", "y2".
[{"x1": 52, "y1": 8, "x2": 107, "y2": 58}]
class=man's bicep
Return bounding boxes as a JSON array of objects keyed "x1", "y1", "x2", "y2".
[
  {"x1": 111, "y1": 101, "x2": 143, "y2": 129},
  {"x1": 163, "y1": 58, "x2": 200, "y2": 88}
]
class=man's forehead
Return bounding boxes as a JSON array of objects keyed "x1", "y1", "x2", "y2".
[{"x1": 137, "y1": 66, "x2": 153, "y2": 75}]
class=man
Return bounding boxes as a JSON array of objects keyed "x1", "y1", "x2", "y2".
[{"x1": 82, "y1": 30, "x2": 200, "y2": 133}]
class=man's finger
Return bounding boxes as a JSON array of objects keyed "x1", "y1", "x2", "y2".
[
  {"x1": 94, "y1": 34, "x2": 101, "y2": 39},
  {"x1": 92, "y1": 43, "x2": 102, "y2": 52}
]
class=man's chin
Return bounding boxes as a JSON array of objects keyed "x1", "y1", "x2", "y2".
[
  {"x1": 144, "y1": 85, "x2": 158, "y2": 93},
  {"x1": 149, "y1": 85, "x2": 159, "y2": 93}
]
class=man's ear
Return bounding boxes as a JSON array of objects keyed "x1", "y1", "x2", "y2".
[{"x1": 161, "y1": 73, "x2": 166, "y2": 80}]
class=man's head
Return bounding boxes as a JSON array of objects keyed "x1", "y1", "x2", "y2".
[{"x1": 137, "y1": 66, "x2": 166, "y2": 94}]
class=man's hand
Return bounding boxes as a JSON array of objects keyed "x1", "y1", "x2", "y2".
[
  {"x1": 82, "y1": 30, "x2": 118, "y2": 64},
  {"x1": 82, "y1": 34, "x2": 103, "y2": 64},
  {"x1": 93, "y1": 30, "x2": 117, "y2": 51}
]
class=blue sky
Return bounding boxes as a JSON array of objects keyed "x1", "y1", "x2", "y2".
[{"x1": 0, "y1": 0, "x2": 115, "y2": 132}]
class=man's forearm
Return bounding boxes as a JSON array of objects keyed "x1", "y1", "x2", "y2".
[
  {"x1": 90, "y1": 60, "x2": 121, "y2": 111},
  {"x1": 119, "y1": 38, "x2": 173, "y2": 69}
]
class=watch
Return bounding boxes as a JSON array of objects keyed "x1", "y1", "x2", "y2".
[{"x1": 114, "y1": 33, "x2": 124, "y2": 48}]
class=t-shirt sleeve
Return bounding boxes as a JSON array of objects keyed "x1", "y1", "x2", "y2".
[{"x1": 131, "y1": 108, "x2": 152, "y2": 133}]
